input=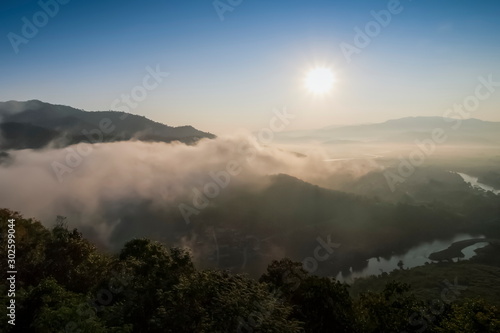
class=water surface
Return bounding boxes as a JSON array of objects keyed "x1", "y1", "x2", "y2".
[
  {"x1": 456, "y1": 172, "x2": 500, "y2": 195},
  {"x1": 336, "y1": 234, "x2": 488, "y2": 283}
]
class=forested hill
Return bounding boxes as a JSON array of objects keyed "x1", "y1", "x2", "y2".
[
  {"x1": 0, "y1": 100, "x2": 215, "y2": 150},
  {"x1": 1, "y1": 208, "x2": 499, "y2": 332}
]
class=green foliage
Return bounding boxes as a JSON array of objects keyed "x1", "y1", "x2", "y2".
[
  {"x1": 159, "y1": 270, "x2": 301, "y2": 332},
  {"x1": 45, "y1": 219, "x2": 111, "y2": 293},
  {"x1": 18, "y1": 278, "x2": 106, "y2": 333},
  {"x1": 259, "y1": 258, "x2": 308, "y2": 298},
  {"x1": 0, "y1": 209, "x2": 51, "y2": 288},
  {"x1": 260, "y1": 259, "x2": 356, "y2": 332},
  {"x1": 100, "y1": 238, "x2": 195, "y2": 332},
  {"x1": 355, "y1": 281, "x2": 421, "y2": 333},
  {"x1": 350, "y1": 260, "x2": 500, "y2": 307},
  {"x1": 0, "y1": 209, "x2": 110, "y2": 293},
  {"x1": 2, "y1": 208, "x2": 500, "y2": 333},
  {"x1": 437, "y1": 299, "x2": 500, "y2": 333},
  {"x1": 291, "y1": 276, "x2": 356, "y2": 333}
]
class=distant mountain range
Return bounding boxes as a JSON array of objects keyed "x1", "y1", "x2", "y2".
[
  {"x1": 0, "y1": 100, "x2": 215, "y2": 150},
  {"x1": 275, "y1": 116, "x2": 500, "y2": 145},
  {"x1": 2, "y1": 101, "x2": 499, "y2": 150}
]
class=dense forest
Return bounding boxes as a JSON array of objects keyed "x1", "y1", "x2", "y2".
[{"x1": 1, "y1": 208, "x2": 499, "y2": 333}]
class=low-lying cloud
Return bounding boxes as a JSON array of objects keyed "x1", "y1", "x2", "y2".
[{"x1": 0, "y1": 133, "x2": 379, "y2": 250}]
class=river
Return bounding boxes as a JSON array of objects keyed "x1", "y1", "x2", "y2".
[
  {"x1": 333, "y1": 171, "x2": 498, "y2": 283},
  {"x1": 456, "y1": 172, "x2": 500, "y2": 195},
  {"x1": 336, "y1": 233, "x2": 489, "y2": 283}
]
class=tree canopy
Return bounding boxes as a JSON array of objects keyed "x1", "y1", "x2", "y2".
[{"x1": 1, "y1": 208, "x2": 499, "y2": 333}]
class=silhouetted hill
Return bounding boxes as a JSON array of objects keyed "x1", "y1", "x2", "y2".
[
  {"x1": 0, "y1": 122, "x2": 60, "y2": 149},
  {"x1": 0, "y1": 100, "x2": 215, "y2": 149}
]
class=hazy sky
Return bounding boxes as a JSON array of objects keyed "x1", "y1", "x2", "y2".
[{"x1": 1, "y1": 0, "x2": 499, "y2": 134}]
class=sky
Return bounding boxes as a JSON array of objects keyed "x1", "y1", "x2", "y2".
[{"x1": 1, "y1": 0, "x2": 499, "y2": 134}]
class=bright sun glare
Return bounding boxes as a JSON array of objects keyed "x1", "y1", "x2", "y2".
[{"x1": 305, "y1": 67, "x2": 335, "y2": 95}]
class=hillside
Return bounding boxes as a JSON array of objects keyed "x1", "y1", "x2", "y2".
[
  {"x1": 1, "y1": 208, "x2": 499, "y2": 333},
  {"x1": 350, "y1": 256, "x2": 500, "y2": 307},
  {"x1": 0, "y1": 100, "x2": 215, "y2": 149}
]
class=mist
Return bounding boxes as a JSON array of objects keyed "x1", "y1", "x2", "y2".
[
  {"x1": 0, "y1": 133, "x2": 378, "y2": 247},
  {"x1": 3, "y1": 125, "x2": 499, "y2": 279}
]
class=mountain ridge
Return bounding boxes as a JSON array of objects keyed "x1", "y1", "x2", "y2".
[
  {"x1": 0, "y1": 100, "x2": 215, "y2": 150},
  {"x1": 276, "y1": 116, "x2": 500, "y2": 145}
]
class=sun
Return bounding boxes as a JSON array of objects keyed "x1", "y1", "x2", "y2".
[{"x1": 305, "y1": 67, "x2": 336, "y2": 94}]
